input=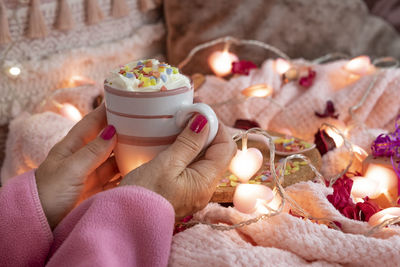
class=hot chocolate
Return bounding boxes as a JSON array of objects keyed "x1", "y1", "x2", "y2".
[{"x1": 105, "y1": 59, "x2": 191, "y2": 92}]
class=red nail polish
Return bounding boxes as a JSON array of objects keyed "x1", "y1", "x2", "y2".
[
  {"x1": 190, "y1": 114, "x2": 208, "y2": 133},
  {"x1": 101, "y1": 125, "x2": 116, "y2": 140}
]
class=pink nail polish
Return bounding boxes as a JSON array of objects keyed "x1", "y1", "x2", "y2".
[
  {"x1": 101, "y1": 125, "x2": 116, "y2": 140},
  {"x1": 190, "y1": 114, "x2": 208, "y2": 133}
]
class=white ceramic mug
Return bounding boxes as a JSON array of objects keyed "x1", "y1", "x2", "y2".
[{"x1": 104, "y1": 83, "x2": 219, "y2": 176}]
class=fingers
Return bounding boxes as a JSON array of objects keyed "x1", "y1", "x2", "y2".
[
  {"x1": 188, "y1": 123, "x2": 236, "y2": 184},
  {"x1": 66, "y1": 125, "x2": 117, "y2": 177},
  {"x1": 80, "y1": 156, "x2": 119, "y2": 197},
  {"x1": 156, "y1": 114, "x2": 210, "y2": 174},
  {"x1": 51, "y1": 103, "x2": 108, "y2": 157},
  {"x1": 94, "y1": 156, "x2": 120, "y2": 185}
]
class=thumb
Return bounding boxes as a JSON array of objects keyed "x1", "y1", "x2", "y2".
[
  {"x1": 158, "y1": 114, "x2": 209, "y2": 173},
  {"x1": 67, "y1": 125, "x2": 117, "y2": 176}
]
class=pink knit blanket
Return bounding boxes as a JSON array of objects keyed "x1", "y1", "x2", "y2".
[
  {"x1": 170, "y1": 59, "x2": 400, "y2": 266},
  {"x1": 1, "y1": 59, "x2": 400, "y2": 266}
]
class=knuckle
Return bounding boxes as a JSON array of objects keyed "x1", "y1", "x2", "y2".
[
  {"x1": 85, "y1": 141, "x2": 102, "y2": 157},
  {"x1": 48, "y1": 142, "x2": 67, "y2": 160},
  {"x1": 156, "y1": 151, "x2": 179, "y2": 171},
  {"x1": 176, "y1": 135, "x2": 201, "y2": 154}
]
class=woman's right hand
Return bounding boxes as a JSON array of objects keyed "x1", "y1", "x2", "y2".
[{"x1": 119, "y1": 114, "x2": 236, "y2": 218}]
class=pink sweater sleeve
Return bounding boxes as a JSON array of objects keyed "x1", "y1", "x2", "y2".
[
  {"x1": 0, "y1": 170, "x2": 175, "y2": 267},
  {"x1": 47, "y1": 185, "x2": 175, "y2": 267},
  {"x1": 0, "y1": 170, "x2": 53, "y2": 266}
]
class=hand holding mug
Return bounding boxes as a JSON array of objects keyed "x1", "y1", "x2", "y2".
[
  {"x1": 35, "y1": 104, "x2": 119, "y2": 228},
  {"x1": 105, "y1": 76, "x2": 219, "y2": 175},
  {"x1": 119, "y1": 115, "x2": 236, "y2": 218}
]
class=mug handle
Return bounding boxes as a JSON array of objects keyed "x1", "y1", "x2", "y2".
[{"x1": 175, "y1": 103, "x2": 219, "y2": 147}]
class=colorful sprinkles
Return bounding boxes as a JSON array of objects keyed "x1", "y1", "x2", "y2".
[
  {"x1": 274, "y1": 136, "x2": 312, "y2": 153},
  {"x1": 117, "y1": 59, "x2": 179, "y2": 88}
]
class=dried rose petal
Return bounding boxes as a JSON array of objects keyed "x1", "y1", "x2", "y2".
[
  {"x1": 299, "y1": 76, "x2": 313, "y2": 88},
  {"x1": 231, "y1": 60, "x2": 258, "y2": 75},
  {"x1": 333, "y1": 221, "x2": 342, "y2": 229},
  {"x1": 327, "y1": 175, "x2": 363, "y2": 220},
  {"x1": 298, "y1": 68, "x2": 316, "y2": 88},
  {"x1": 356, "y1": 197, "x2": 380, "y2": 221},
  {"x1": 233, "y1": 119, "x2": 260, "y2": 130},
  {"x1": 314, "y1": 129, "x2": 336, "y2": 156},
  {"x1": 342, "y1": 205, "x2": 359, "y2": 220},
  {"x1": 315, "y1": 100, "x2": 339, "y2": 119}
]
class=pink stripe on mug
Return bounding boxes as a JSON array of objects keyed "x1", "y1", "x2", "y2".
[
  {"x1": 107, "y1": 108, "x2": 174, "y2": 119},
  {"x1": 105, "y1": 80, "x2": 218, "y2": 176},
  {"x1": 104, "y1": 84, "x2": 190, "y2": 98},
  {"x1": 117, "y1": 133, "x2": 178, "y2": 146}
]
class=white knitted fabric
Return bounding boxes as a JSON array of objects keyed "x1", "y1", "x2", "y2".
[
  {"x1": 196, "y1": 59, "x2": 400, "y2": 179},
  {"x1": 0, "y1": 21, "x2": 165, "y2": 125},
  {"x1": 170, "y1": 181, "x2": 400, "y2": 267},
  {"x1": 196, "y1": 60, "x2": 400, "y2": 141},
  {"x1": 2, "y1": 0, "x2": 161, "y2": 61}
]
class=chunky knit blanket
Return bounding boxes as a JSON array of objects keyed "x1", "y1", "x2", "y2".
[{"x1": 1, "y1": 59, "x2": 400, "y2": 266}]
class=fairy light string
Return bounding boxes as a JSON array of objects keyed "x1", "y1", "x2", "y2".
[
  {"x1": 179, "y1": 127, "x2": 341, "y2": 232},
  {"x1": 178, "y1": 36, "x2": 290, "y2": 71},
  {"x1": 175, "y1": 37, "x2": 400, "y2": 233},
  {"x1": 347, "y1": 57, "x2": 398, "y2": 132},
  {"x1": 178, "y1": 124, "x2": 400, "y2": 235},
  {"x1": 3, "y1": 31, "x2": 399, "y2": 234}
]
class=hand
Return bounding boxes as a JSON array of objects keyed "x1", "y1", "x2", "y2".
[
  {"x1": 119, "y1": 114, "x2": 237, "y2": 218},
  {"x1": 35, "y1": 104, "x2": 119, "y2": 229}
]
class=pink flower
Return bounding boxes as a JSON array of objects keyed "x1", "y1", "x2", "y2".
[
  {"x1": 356, "y1": 197, "x2": 380, "y2": 222},
  {"x1": 231, "y1": 60, "x2": 258, "y2": 75}
]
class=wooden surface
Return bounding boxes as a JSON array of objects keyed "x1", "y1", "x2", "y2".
[{"x1": 210, "y1": 135, "x2": 322, "y2": 203}]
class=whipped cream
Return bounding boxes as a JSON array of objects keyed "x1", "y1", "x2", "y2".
[{"x1": 105, "y1": 59, "x2": 191, "y2": 92}]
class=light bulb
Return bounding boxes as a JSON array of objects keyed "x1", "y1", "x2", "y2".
[
  {"x1": 275, "y1": 58, "x2": 291, "y2": 75},
  {"x1": 343, "y1": 56, "x2": 374, "y2": 76},
  {"x1": 4, "y1": 61, "x2": 22, "y2": 78},
  {"x1": 9, "y1": 66, "x2": 21, "y2": 76},
  {"x1": 208, "y1": 50, "x2": 238, "y2": 77},
  {"x1": 241, "y1": 84, "x2": 274, "y2": 98},
  {"x1": 325, "y1": 128, "x2": 344, "y2": 147}
]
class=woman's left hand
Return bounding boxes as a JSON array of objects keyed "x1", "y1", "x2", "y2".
[{"x1": 35, "y1": 104, "x2": 119, "y2": 229}]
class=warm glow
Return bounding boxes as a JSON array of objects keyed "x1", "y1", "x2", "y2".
[
  {"x1": 256, "y1": 191, "x2": 289, "y2": 214},
  {"x1": 229, "y1": 148, "x2": 263, "y2": 183},
  {"x1": 59, "y1": 103, "x2": 83, "y2": 122},
  {"x1": 275, "y1": 58, "x2": 291, "y2": 75},
  {"x1": 350, "y1": 176, "x2": 381, "y2": 199},
  {"x1": 241, "y1": 84, "x2": 274, "y2": 98},
  {"x1": 68, "y1": 75, "x2": 96, "y2": 87},
  {"x1": 325, "y1": 128, "x2": 344, "y2": 147},
  {"x1": 364, "y1": 164, "x2": 398, "y2": 204},
  {"x1": 343, "y1": 56, "x2": 374, "y2": 76},
  {"x1": 208, "y1": 50, "x2": 239, "y2": 77},
  {"x1": 8, "y1": 66, "x2": 21, "y2": 76},
  {"x1": 352, "y1": 144, "x2": 368, "y2": 162},
  {"x1": 233, "y1": 184, "x2": 274, "y2": 214},
  {"x1": 368, "y1": 207, "x2": 400, "y2": 226}
]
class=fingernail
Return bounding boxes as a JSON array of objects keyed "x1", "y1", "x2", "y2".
[
  {"x1": 190, "y1": 114, "x2": 208, "y2": 133},
  {"x1": 100, "y1": 125, "x2": 116, "y2": 140}
]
